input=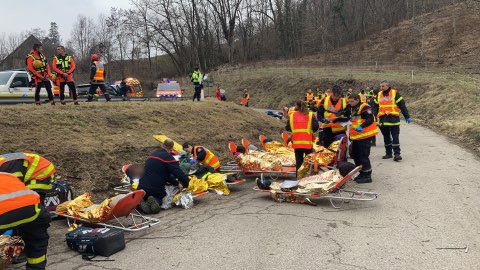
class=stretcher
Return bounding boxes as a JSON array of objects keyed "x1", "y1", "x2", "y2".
[
  {"x1": 57, "y1": 190, "x2": 160, "y2": 232},
  {"x1": 113, "y1": 183, "x2": 209, "y2": 200},
  {"x1": 253, "y1": 166, "x2": 378, "y2": 209}
]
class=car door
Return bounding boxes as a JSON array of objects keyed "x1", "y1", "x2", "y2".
[{"x1": 9, "y1": 73, "x2": 33, "y2": 96}]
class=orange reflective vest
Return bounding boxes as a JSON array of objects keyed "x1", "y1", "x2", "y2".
[
  {"x1": 349, "y1": 103, "x2": 379, "y2": 140},
  {"x1": 289, "y1": 111, "x2": 315, "y2": 149},
  {"x1": 359, "y1": 93, "x2": 367, "y2": 103},
  {"x1": 193, "y1": 146, "x2": 220, "y2": 170},
  {"x1": 0, "y1": 173, "x2": 41, "y2": 230},
  {"x1": 322, "y1": 96, "x2": 347, "y2": 133},
  {"x1": 377, "y1": 89, "x2": 400, "y2": 118},
  {"x1": 0, "y1": 153, "x2": 55, "y2": 191},
  {"x1": 93, "y1": 61, "x2": 105, "y2": 82}
]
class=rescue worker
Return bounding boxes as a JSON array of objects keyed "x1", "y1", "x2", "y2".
[
  {"x1": 87, "y1": 54, "x2": 111, "y2": 102},
  {"x1": 242, "y1": 89, "x2": 250, "y2": 107},
  {"x1": 0, "y1": 153, "x2": 55, "y2": 194},
  {"x1": 182, "y1": 143, "x2": 221, "y2": 171},
  {"x1": 118, "y1": 79, "x2": 130, "y2": 101},
  {"x1": 374, "y1": 80, "x2": 411, "y2": 161},
  {"x1": 52, "y1": 46, "x2": 78, "y2": 105},
  {"x1": 317, "y1": 85, "x2": 347, "y2": 147},
  {"x1": 137, "y1": 140, "x2": 190, "y2": 214},
  {"x1": 191, "y1": 67, "x2": 203, "y2": 102},
  {"x1": 0, "y1": 173, "x2": 51, "y2": 270},
  {"x1": 305, "y1": 89, "x2": 314, "y2": 104},
  {"x1": 26, "y1": 43, "x2": 54, "y2": 105},
  {"x1": 359, "y1": 89, "x2": 367, "y2": 103},
  {"x1": 343, "y1": 93, "x2": 378, "y2": 183},
  {"x1": 286, "y1": 100, "x2": 319, "y2": 174}
]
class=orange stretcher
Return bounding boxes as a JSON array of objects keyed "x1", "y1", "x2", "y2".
[{"x1": 253, "y1": 166, "x2": 378, "y2": 209}]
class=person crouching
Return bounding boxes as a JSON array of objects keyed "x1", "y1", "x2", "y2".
[{"x1": 137, "y1": 139, "x2": 190, "y2": 214}]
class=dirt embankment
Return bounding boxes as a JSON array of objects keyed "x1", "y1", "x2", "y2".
[
  {"x1": 211, "y1": 66, "x2": 480, "y2": 156},
  {"x1": 0, "y1": 101, "x2": 284, "y2": 195}
]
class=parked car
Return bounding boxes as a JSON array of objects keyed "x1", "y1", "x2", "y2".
[
  {"x1": 112, "y1": 78, "x2": 143, "y2": 97},
  {"x1": 76, "y1": 83, "x2": 117, "y2": 97},
  {"x1": 0, "y1": 70, "x2": 56, "y2": 97},
  {"x1": 156, "y1": 80, "x2": 184, "y2": 99}
]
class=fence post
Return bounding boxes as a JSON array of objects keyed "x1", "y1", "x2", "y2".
[{"x1": 411, "y1": 70, "x2": 414, "y2": 82}]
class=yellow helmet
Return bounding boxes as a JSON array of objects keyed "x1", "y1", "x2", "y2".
[{"x1": 33, "y1": 60, "x2": 43, "y2": 69}]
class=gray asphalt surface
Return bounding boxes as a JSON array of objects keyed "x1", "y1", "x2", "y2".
[{"x1": 10, "y1": 123, "x2": 480, "y2": 270}]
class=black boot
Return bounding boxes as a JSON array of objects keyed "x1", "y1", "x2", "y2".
[
  {"x1": 393, "y1": 154, "x2": 403, "y2": 162},
  {"x1": 87, "y1": 94, "x2": 94, "y2": 102},
  {"x1": 355, "y1": 173, "x2": 372, "y2": 184},
  {"x1": 382, "y1": 154, "x2": 393, "y2": 159}
]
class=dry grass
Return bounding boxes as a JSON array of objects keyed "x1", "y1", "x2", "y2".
[
  {"x1": 0, "y1": 100, "x2": 284, "y2": 196},
  {"x1": 211, "y1": 65, "x2": 480, "y2": 155}
]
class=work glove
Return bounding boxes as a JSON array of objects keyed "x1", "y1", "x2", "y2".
[
  {"x1": 323, "y1": 119, "x2": 330, "y2": 124},
  {"x1": 189, "y1": 158, "x2": 197, "y2": 165},
  {"x1": 406, "y1": 118, "x2": 412, "y2": 124},
  {"x1": 356, "y1": 126, "x2": 363, "y2": 133}
]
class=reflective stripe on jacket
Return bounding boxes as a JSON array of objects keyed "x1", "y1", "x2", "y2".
[
  {"x1": 0, "y1": 153, "x2": 55, "y2": 191},
  {"x1": 349, "y1": 103, "x2": 379, "y2": 140},
  {"x1": 290, "y1": 111, "x2": 315, "y2": 149}
]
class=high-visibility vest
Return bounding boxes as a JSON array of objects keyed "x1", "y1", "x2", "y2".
[
  {"x1": 377, "y1": 89, "x2": 400, "y2": 117},
  {"x1": 93, "y1": 61, "x2": 105, "y2": 82},
  {"x1": 322, "y1": 96, "x2": 347, "y2": 133},
  {"x1": 289, "y1": 111, "x2": 315, "y2": 149},
  {"x1": 191, "y1": 71, "x2": 203, "y2": 83},
  {"x1": 193, "y1": 146, "x2": 220, "y2": 170},
  {"x1": 26, "y1": 52, "x2": 47, "y2": 74},
  {"x1": 54, "y1": 55, "x2": 72, "y2": 73},
  {"x1": 306, "y1": 93, "x2": 314, "y2": 102},
  {"x1": 0, "y1": 173, "x2": 41, "y2": 230},
  {"x1": 359, "y1": 93, "x2": 367, "y2": 103},
  {"x1": 349, "y1": 103, "x2": 379, "y2": 140},
  {"x1": 0, "y1": 153, "x2": 55, "y2": 191}
]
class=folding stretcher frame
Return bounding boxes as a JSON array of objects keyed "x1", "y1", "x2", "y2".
[
  {"x1": 57, "y1": 190, "x2": 160, "y2": 232},
  {"x1": 253, "y1": 166, "x2": 378, "y2": 209}
]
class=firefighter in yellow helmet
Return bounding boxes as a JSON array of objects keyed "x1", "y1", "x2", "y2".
[{"x1": 87, "y1": 54, "x2": 111, "y2": 102}]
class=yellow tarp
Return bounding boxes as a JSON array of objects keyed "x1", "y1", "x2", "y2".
[
  {"x1": 153, "y1": 135, "x2": 184, "y2": 153},
  {"x1": 174, "y1": 173, "x2": 231, "y2": 203},
  {"x1": 56, "y1": 193, "x2": 112, "y2": 223}
]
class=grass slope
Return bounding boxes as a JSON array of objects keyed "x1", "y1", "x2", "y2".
[{"x1": 0, "y1": 101, "x2": 284, "y2": 195}]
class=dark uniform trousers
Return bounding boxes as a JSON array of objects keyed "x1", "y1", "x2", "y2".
[
  {"x1": 379, "y1": 125, "x2": 401, "y2": 155},
  {"x1": 351, "y1": 138, "x2": 372, "y2": 176}
]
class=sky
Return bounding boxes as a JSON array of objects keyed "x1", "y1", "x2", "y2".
[{"x1": 0, "y1": 0, "x2": 132, "y2": 40}]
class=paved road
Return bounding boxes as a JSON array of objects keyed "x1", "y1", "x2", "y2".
[
  {"x1": 12, "y1": 124, "x2": 480, "y2": 270},
  {"x1": 0, "y1": 96, "x2": 187, "y2": 105}
]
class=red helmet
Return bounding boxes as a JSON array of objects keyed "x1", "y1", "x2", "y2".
[{"x1": 91, "y1": 54, "x2": 100, "y2": 61}]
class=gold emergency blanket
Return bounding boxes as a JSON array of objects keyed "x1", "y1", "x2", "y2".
[
  {"x1": 56, "y1": 193, "x2": 113, "y2": 223},
  {"x1": 269, "y1": 170, "x2": 343, "y2": 203},
  {"x1": 153, "y1": 134, "x2": 184, "y2": 153},
  {"x1": 236, "y1": 150, "x2": 293, "y2": 171},
  {"x1": 297, "y1": 141, "x2": 340, "y2": 179},
  {"x1": 264, "y1": 141, "x2": 295, "y2": 158},
  {"x1": 174, "y1": 173, "x2": 231, "y2": 203},
  {"x1": 0, "y1": 235, "x2": 24, "y2": 267}
]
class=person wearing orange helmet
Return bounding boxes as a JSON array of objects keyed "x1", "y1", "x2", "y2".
[
  {"x1": 26, "y1": 43, "x2": 55, "y2": 105},
  {"x1": 87, "y1": 54, "x2": 111, "y2": 102}
]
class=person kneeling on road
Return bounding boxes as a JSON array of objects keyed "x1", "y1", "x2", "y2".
[
  {"x1": 137, "y1": 140, "x2": 190, "y2": 214},
  {"x1": 182, "y1": 143, "x2": 221, "y2": 172}
]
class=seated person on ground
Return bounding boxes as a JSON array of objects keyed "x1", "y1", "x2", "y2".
[
  {"x1": 182, "y1": 143, "x2": 221, "y2": 171},
  {"x1": 137, "y1": 139, "x2": 190, "y2": 214},
  {"x1": 121, "y1": 164, "x2": 144, "y2": 190}
]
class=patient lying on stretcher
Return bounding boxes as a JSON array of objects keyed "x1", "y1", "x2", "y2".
[{"x1": 256, "y1": 162, "x2": 357, "y2": 204}]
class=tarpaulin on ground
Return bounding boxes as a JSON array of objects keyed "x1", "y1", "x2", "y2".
[
  {"x1": 153, "y1": 134, "x2": 184, "y2": 153},
  {"x1": 236, "y1": 150, "x2": 295, "y2": 171}
]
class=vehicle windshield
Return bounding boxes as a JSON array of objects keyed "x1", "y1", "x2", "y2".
[
  {"x1": 0, "y1": 71, "x2": 14, "y2": 85},
  {"x1": 158, "y1": 83, "x2": 180, "y2": 91}
]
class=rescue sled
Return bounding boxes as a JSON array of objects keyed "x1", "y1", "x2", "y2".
[{"x1": 253, "y1": 166, "x2": 378, "y2": 209}]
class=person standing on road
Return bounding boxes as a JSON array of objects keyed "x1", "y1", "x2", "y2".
[
  {"x1": 343, "y1": 93, "x2": 379, "y2": 183},
  {"x1": 26, "y1": 43, "x2": 55, "y2": 106},
  {"x1": 317, "y1": 85, "x2": 348, "y2": 147},
  {"x1": 374, "y1": 80, "x2": 411, "y2": 161},
  {"x1": 52, "y1": 46, "x2": 78, "y2": 105},
  {"x1": 286, "y1": 100, "x2": 319, "y2": 175},
  {"x1": 87, "y1": 54, "x2": 111, "y2": 102},
  {"x1": 191, "y1": 67, "x2": 203, "y2": 102}
]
